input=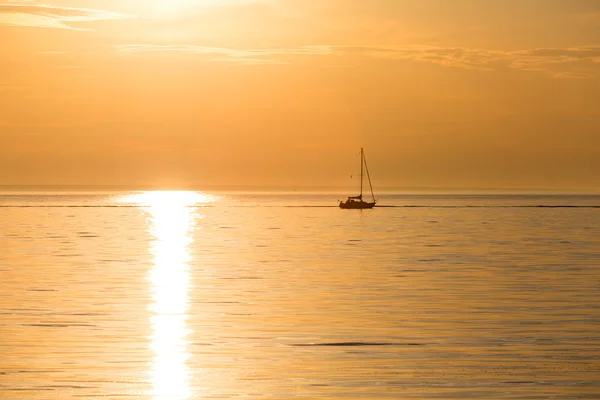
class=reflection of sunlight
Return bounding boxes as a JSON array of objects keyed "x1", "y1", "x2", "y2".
[
  {"x1": 131, "y1": 191, "x2": 211, "y2": 400},
  {"x1": 121, "y1": 191, "x2": 217, "y2": 208}
]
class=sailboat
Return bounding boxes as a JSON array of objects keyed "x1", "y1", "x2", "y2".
[{"x1": 339, "y1": 148, "x2": 377, "y2": 209}]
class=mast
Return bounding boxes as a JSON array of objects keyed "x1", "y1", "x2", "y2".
[{"x1": 360, "y1": 148, "x2": 364, "y2": 198}]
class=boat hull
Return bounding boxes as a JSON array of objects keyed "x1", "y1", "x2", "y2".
[{"x1": 339, "y1": 200, "x2": 376, "y2": 209}]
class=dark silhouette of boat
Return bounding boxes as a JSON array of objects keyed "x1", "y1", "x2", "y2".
[{"x1": 339, "y1": 148, "x2": 377, "y2": 209}]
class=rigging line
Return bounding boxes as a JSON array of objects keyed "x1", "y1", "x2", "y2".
[{"x1": 363, "y1": 150, "x2": 375, "y2": 201}]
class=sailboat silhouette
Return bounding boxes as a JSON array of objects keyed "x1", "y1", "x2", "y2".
[{"x1": 339, "y1": 148, "x2": 377, "y2": 209}]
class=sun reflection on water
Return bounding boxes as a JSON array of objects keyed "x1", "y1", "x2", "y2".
[{"x1": 124, "y1": 191, "x2": 213, "y2": 399}]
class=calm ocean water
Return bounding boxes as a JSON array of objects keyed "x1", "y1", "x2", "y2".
[{"x1": 1, "y1": 192, "x2": 599, "y2": 399}]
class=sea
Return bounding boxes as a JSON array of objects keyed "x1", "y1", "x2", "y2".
[{"x1": 0, "y1": 191, "x2": 599, "y2": 399}]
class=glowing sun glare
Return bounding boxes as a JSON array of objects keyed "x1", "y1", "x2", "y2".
[
  {"x1": 120, "y1": 191, "x2": 213, "y2": 399},
  {"x1": 147, "y1": 0, "x2": 220, "y2": 15}
]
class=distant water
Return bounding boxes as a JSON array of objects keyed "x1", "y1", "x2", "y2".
[{"x1": 1, "y1": 192, "x2": 599, "y2": 399}]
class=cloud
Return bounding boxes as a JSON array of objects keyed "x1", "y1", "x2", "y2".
[
  {"x1": 332, "y1": 45, "x2": 504, "y2": 71},
  {"x1": 332, "y1": 45, "x2": 600, "y2": 76},
  {"x1": 0, "y1": 3, "x2": 128, "y2": 30},
  {"x1": 551, "y1": 71, "x2": 591, "y2": 79},
  {"x1": 117, "y1": 43, "x2": 600, "y2": 77},
  {"x1": 506, "y1": 46, "x2": 600, "y2": 76},
  {"x1": 117, "y1": 44, "x2": 332, "y2": 65},
  {"x1": 209, "y1": 57, "x2": 289, "y2": 66}
]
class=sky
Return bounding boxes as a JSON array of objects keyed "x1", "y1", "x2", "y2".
[{"x1": 1, "y1": 0, "x2": 599, "y2": 191}]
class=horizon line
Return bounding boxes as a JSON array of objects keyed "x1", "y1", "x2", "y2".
[{"x1": 0, "y1": 184, "x2": 598, "y2": 195}]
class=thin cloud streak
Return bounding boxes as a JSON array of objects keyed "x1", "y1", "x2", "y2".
[
  {"x1": 0, "y1": 3, "x2": 128, "y2": 30},
  {"x1": 117, "y1": 43, "x2": 600, "y2": 77},
  {"x1": 118, "y1": 44, "x2": 332, "y2": 65}
]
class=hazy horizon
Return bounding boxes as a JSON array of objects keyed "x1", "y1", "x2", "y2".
[{"x1": 1, "y1": 184, "x2": 599, "y2": 195}]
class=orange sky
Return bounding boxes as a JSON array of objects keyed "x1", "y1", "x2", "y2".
[{"x1": 1, "y1": 0, "x2": 599, "y2": 190}]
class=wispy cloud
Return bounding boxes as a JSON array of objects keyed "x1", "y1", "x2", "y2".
[
  {"x1": 0, "y1": 3, "x2": 128, "y2": 30},
  {"x1": 118, "y1": 43, "x2": 600, "y2": 77},
  {"x1": 551, "y1": 71, "x2": 591, "y2": 79},
  {"x1": 335, "y1": 45, "x2": 504, "y2": 71},
  {"x1": 342, "y1": 45, "x2": 600, "y2": 77},
  {"x1": 506, "y1": 46, "x2": 600, "y2": 77},
  {"x1": 117, "y1": 44, "x2": 332, "y2": 65}
]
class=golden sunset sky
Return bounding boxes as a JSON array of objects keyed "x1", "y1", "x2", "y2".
[{"x1": 1, "y1": 0, "x2": 599, "y2": 190}]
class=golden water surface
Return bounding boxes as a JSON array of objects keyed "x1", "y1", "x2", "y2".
[{"x1": 1, "y1": 192, "x2": 599, "y2": 399}]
